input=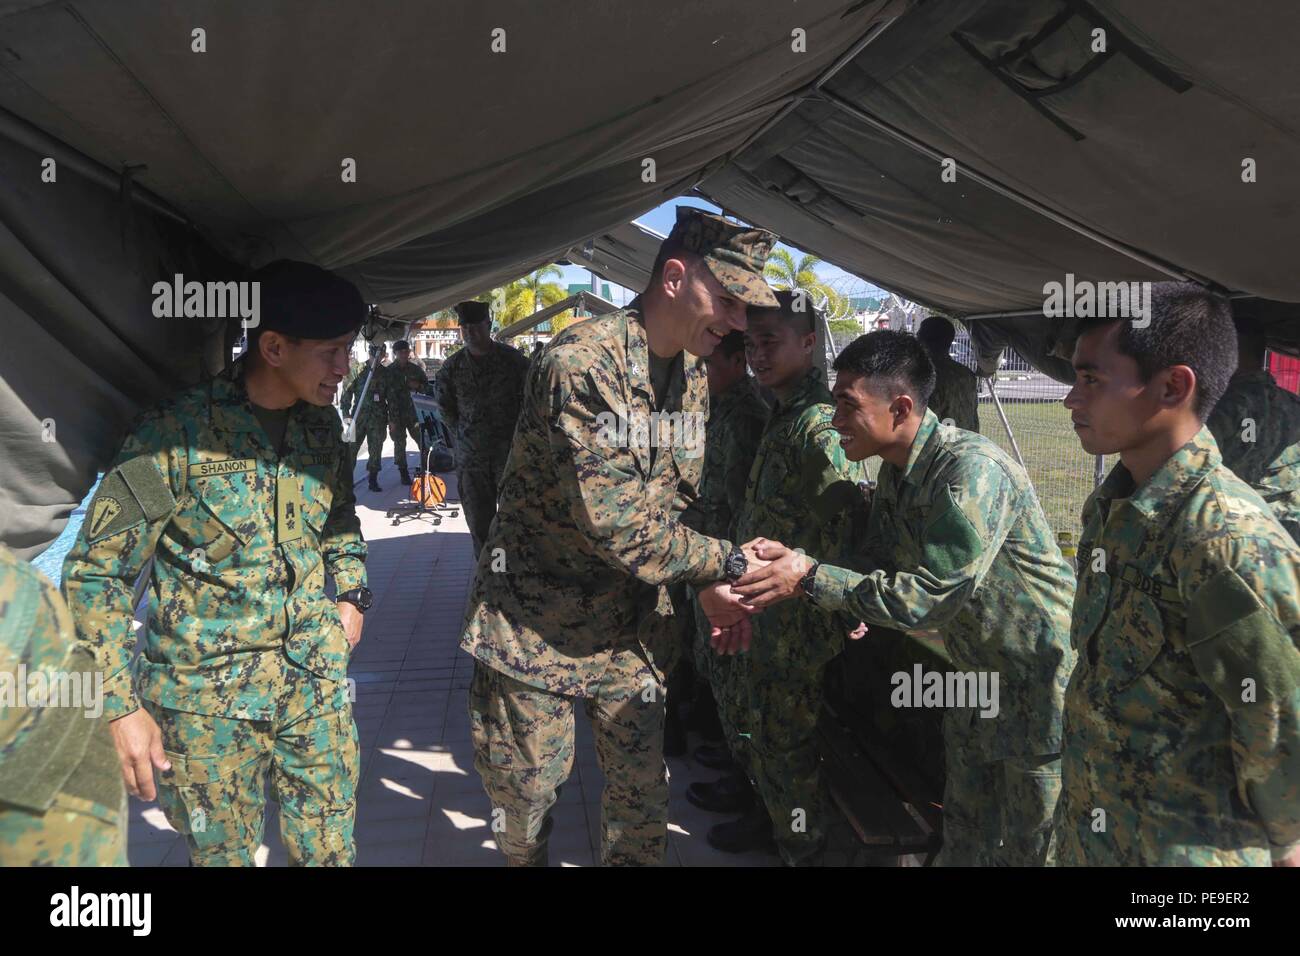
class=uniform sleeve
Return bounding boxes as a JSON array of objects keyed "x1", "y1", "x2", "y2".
[
  {"x1": 435, "y1": 362, "x2": 459, "y2": 432},
  {"x1": 1180, "y1": 535, "x2": 1300, "y2": 861},
  {"x1": 60, "y1": 410, "x2": 184, "y2": 719},
  {"x1": 545, "y1": 347, "x2": 730, "y2": 587},
  {"x1": 322, "y1": 415, "x2": 368, "y2": 593},
  {"x1": 810, "y1": 458, "x2": 1015, "y2": 631}
]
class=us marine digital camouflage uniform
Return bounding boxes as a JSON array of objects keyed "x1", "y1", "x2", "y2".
[
  {"x1": 386, "y1": 359, "x2": 429, "y2": 471},
  {"x1": 461, "y1": 306, "x2": 734, "y2": 867},
  {"x1": 435, "y1": 339, "x2": 530, "y2": 556},
  {"x1": 680, "y1": 375, "x2": 767, "y2": 751},
  {"x1": 342, "y1": 360, "x2": 389, "y2": 478},
  {"x1": 1, "y1": 545, "x2": 126, "y2": 866},
  {"x1": 734, "y1": 365, "x2": 866, "y2": 866},
  {"x1": 807, "y1": 410, "x2": 1077, "y2": 866},
  {"x1": 61, "y1": 360, "x2": 366, "y2": 866},
  {"x1": 1055, "y1": 428, "x2": 1300, "y2": 866},
  {"x1": 928, "y1": 351, "x2": 980, "y2": 433},
  {"x1": 1207, "y1": 368, "x2": 1300, "y2": 545}
]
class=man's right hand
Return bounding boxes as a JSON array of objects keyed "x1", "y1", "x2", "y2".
[{"x1": 109, "y1": 708, "x2": 171, "y2": 801}]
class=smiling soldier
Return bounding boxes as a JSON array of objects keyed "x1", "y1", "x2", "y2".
[{"x1": 61, "y1": 260, "x2": 371, "y2": 866}]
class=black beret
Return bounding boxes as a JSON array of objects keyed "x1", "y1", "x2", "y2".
[
  {"x1": 393, "y1": 339, "x2": 411, "y2": 352},
  {"x1": 454, "y1": 301, "x2": 491, "y2": 324},
  {"x1": 252, "y1": 260, "x2": 366, "y2": 340}
]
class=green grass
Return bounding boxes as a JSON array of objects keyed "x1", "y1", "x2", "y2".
[{"x1": 978, "y1": 399, "x2": 1097, "y2": 538}]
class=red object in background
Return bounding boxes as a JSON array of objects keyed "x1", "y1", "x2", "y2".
[{"x1": 1269, "y1": 352, "x2": 1300, "y2": 394}]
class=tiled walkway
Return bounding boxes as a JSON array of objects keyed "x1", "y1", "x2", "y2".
[{"x1": 125, "y1": 436, "x2": 779, "y2": 867}]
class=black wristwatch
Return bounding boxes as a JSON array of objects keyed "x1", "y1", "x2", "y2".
[
  {"x1": 337, "y1": 587, "x2": 374, "y2": 614},
  {"x1": 723, "y1": 545, "x2": 748, "y2": 583},
  {"x1": 800, "y1": 561, "x2": 821, "y2": 601}
]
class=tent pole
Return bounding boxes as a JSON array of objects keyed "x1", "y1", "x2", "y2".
[
  {"x1": 818, "y1": 90, "x2": 1206, "y2": 285},
  {"x1": 984, "y1": 376, "x2": 1026, "y2": 470}
]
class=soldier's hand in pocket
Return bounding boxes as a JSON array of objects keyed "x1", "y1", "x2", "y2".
[
  {"x1": 338, "y1": 600, "x2": 364, "y2": 651},
  {"x1": 109, "y1": 708, "x2": 170, "y2": 802}
]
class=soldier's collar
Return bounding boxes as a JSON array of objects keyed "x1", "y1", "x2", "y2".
[
  {"x1": 625, "y1": 309, "x2": 653, "y2": 401},
  {"x1": 771, "y1": 366, "x2": 825, "y2": 415},
  {"x1": 900, "y1": 408, "x2": 942, "y2": 485},
  {"x1": 211, "y1": 360, "x2": 265, "y2": 433},
  {"x1": 1110, "y1": 426, "x2": 1221, "y2": 524}
]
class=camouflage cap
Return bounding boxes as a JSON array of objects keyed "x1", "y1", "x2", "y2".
[{"x1": 666, "y1": 207, "x2": 778, "y2": 308}]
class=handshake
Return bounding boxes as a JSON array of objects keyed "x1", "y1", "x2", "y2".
[{"x1": 698, "y1": 538, "x2": 867, "y2": 656}]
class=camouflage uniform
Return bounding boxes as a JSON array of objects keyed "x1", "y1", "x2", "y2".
[
  {"x1": 1207, "y1": 368, "x2": 1300, "y2": 545},
  {"x1": 808, "y1": 410, "x2": 1077, "y2": 866},
  {"x1": 928, "y1": 352, "x2": 980, "y2": 434},
  {"x1": 680, "y1": 375, "x2": 767, "y2": 749},
  {"x1": 461, "y1": 208, "x2": 776, "y2": 867},
  {"x1": 342, "y1": 362, "x2": 389, "y2": 478},
  {"x1": 61, "y1": 360, "x2": 366, "y2": 866},
  {"x1": 1, "y1": 545, "x2": 127, "y2": 866},
  {"x1": 434, "y1": 340, "x2": 530, "y2": 556},
  {"x1": 734, "y1": 366, "x2": 867, "y2": 865},
  {"x1": 386, "y1": 359, "x2": 429, "y2": 473},
  {"x1": 462, "y1": 307, "x2": 731, "y2": 865},
  {"x1": 1055, "y1": 428, "x2": 1300, "y2": 866}
]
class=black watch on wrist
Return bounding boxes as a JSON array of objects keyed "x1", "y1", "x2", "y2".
[
  {"x1": 800, "y1": 561, "x2": 820, "y2": 601},
  {"x1": 723, "y1": 545, "x2": 748, "y2": 584},
  {"x1": 337, "y1": 587, "x2": 374, "y2": 614}
]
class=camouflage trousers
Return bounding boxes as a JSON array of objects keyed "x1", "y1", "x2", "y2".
[
  {"x1": 937, "y1": 726, "x2": 1060, "y2": 866},
  {"x1": 456, "y1": 450, "x2": 508, "y2": 559},
  {"x1": 389, "y1": 419, "x2": 422, "y2": 473},
  {"x1": 746, "y1": 650, "x2": 835, "y2": 866},
  {"x1": 144, "y1": 678, "x2": 359, "y2": 866},
  {"x1": 350, "y1": 419, "x2": 387, "y2": 476},
  {"x1": 692, "y1": 595, "x2": 747, "y2": 768},
  {"x1": 468, "y1": 652, "x2": 668, "y2": 867}
]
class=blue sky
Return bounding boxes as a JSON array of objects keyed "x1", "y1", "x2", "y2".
[{"x1": 554, "y1": 195, "x2": 885, "y2": 305}]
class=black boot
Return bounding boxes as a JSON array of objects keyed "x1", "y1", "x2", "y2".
[
  {"x1": 686, "y1": 769, "x2": 753, "y2": 814},
  {"x1": 693, "y1": 742, "x2": 736, "y2": 771},
  {"x1": 707, "y1": 801, "x2": 776, "y2": 854},
  {"x1": 367, "y1": 473, "x2": 382, "y2": 492}
]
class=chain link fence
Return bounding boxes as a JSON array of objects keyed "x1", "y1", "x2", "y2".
[{"x1": 952, "y1": 335, "x2": 1100, "y2": 543}]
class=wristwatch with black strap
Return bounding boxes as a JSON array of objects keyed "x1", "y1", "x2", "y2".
[
  {"x1": 723, "y1": 544, "x2": 748, "y2": 583},
  {"x1": 800, "y1": 559, "x2": 821, "y2": 602},
  {"x1": 336, "y1": 586, "x2": 374, "y2": 614}
]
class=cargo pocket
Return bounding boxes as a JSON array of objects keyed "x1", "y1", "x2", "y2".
[
  {"x1": 157, "y1": 742, "x2": 264, "y2": 857},
  {"x1": 170, "y1": 492, "x2": 245, "y2": 569},
  {"x1": 1096, "y1": 588, "x2": 1165, "y2": 693}
]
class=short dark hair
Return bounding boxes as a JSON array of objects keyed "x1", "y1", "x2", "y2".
[
  {"x1": 916, "y1": 315, "x2": 956, "y2": 351},
  {"x1": 747, "y1": 288, "x2": 815, "y2": 335},
  {"x1": 646, "y1": 242, "x2": 699, "y2": 289},
  {"x1": 715, "y1": 329, "x2": 746, "y2": 358},
  {"x1": 833, "y1": 330, "x2": 936, "y2": 408},
  {"x1": 1076, "y1": 281, "x2": 1235, "y2": 421}
]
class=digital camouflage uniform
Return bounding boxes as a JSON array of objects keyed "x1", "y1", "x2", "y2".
[
  {"x1": 1055, "y1": 428, "x2": 1300, "y2": 866},
  {"x1": 808, "y1": 410, "x2": 1077, "y2": 866},
  {"x1": 61, "y1": 360, "x2": 367, "y2": 866},
  {"x1": 928, "y1": 352, "x2": 980, "y2": 434},
  {"x1": 733, "y1": 365, "x2": 867, "y2": 865},
  {"x1": 461, "y1": 208, "x2": 776, "y2": 867},
  {"x1": 1207, "y1": 368, "x2": 1300, "y2": 545},
  {"x1": 342, "y1": 361, "x2": 389, "y2": 478},
  {"x1": 1, "y1": 545, "x2": 127, "y2": 866},
  {"x1": 435, "y1": 340, "x2": 530, "y2": 557},
  {"x1": 680, "y1": 375, "x2": 767, "y2": 749},
  {"x1": 386, "y1": 359, "x2": 429, "y2": 474},
  {"x1": 462, "y1": 307, "x2": 730, "y2": 866}
]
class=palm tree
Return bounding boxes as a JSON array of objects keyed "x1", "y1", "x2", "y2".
[
  {"x1": 764, "y1": 248, "x2": 849, "y2": 320},
  {"x1": 485, "y1": 266, "x2": 571, "y2": 347}
]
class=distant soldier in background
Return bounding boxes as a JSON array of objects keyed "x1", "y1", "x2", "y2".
[
  {"x1": 0, "y1": 544, "x2": 126, "y2": 866},
  {"x1": 917, "y1": 316, "x2": 980, "y2": 433},
  {"x1": 385, "y1": 339, "x2": 428, "y2": 486},
  {"x1": 434, "y1": 301, "x2": 531, "y2": 558},
  {"x1": 342, "y1": 344, "x2": 390, "y2": 492},
  {"x1": 1207, "y1": 311, "x2": 1300, "y2": 544}
]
